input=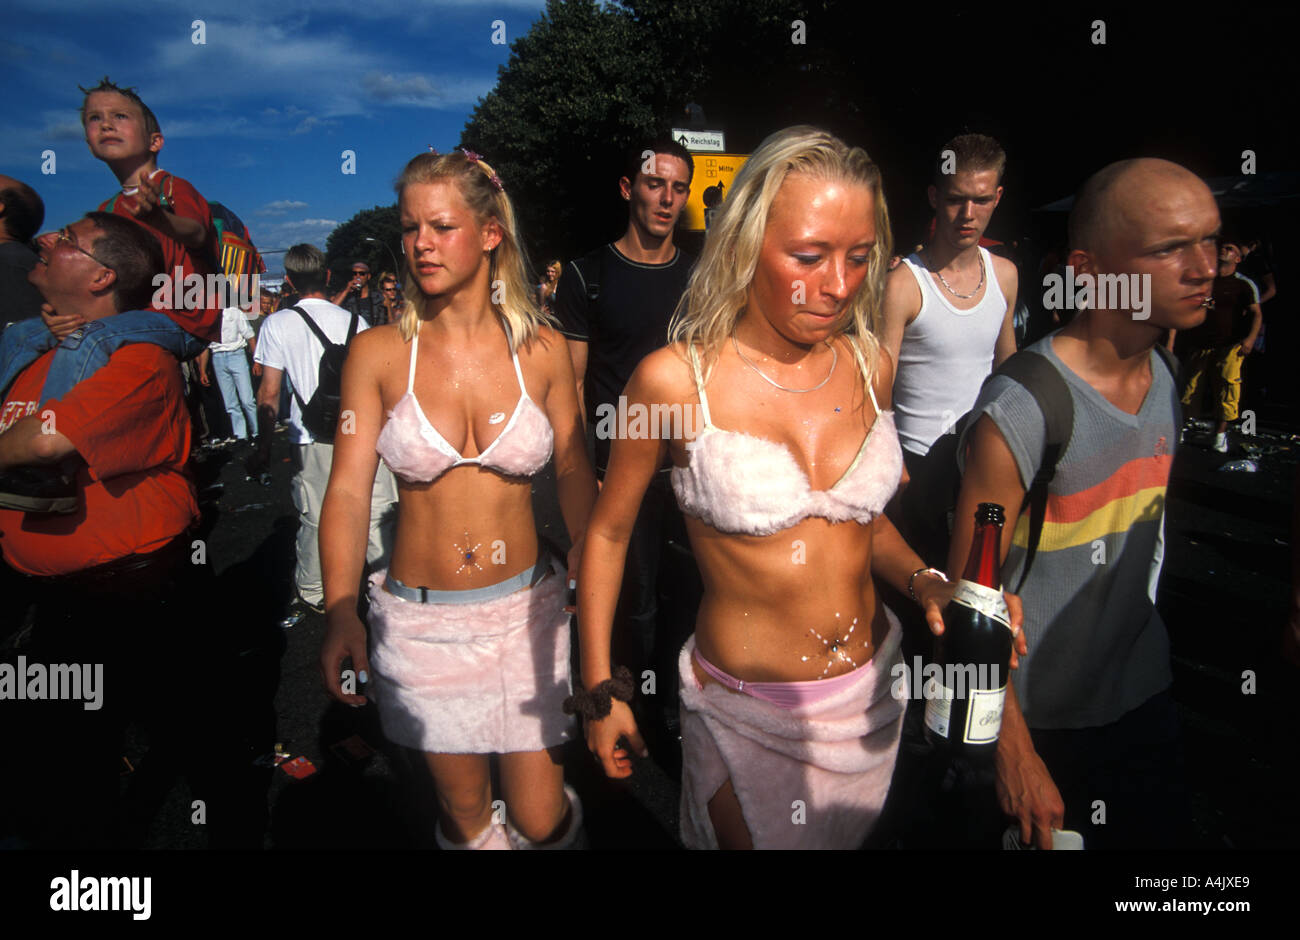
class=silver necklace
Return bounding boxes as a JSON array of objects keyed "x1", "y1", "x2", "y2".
[
  {"x1": 732, "y1": 333, "x2": 837, "y2": 393},
  {"x1": 926, "y1": 248, "x2": 985, "y2": 300}
]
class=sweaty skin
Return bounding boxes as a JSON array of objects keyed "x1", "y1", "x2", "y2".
[{"x1": 577, "y1": 175, "x2": 1024, "y2": 805}]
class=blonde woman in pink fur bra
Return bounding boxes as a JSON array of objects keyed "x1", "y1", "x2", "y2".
[
  {"x1": 574, "y1": 126, "x2": 1022, "y2": 849},
  {"x1": 318, "y1": 150, "x2": 596, "y2": 850}
]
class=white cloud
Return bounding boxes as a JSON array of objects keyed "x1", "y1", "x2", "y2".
[
  {"x1": 292, "y1": 116, "x2": 339, "y2": 135},
  {"x1": 361, "y1": 72, "x2": 495, "y2": 109},
  {"x1": 258, "y1": 199, "x2": 309, "y2": 215},
  {"x1": 250, "y1": 217, "x2": 339, "y2": 252}
]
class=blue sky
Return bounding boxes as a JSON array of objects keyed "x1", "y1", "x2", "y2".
[{"x1": 2, "y1": 0, "x2": 549, "y2": 274}]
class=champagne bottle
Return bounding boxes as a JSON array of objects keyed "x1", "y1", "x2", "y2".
[{"x1": 924, "y1": 502, "x2": 1013, "y2": 757}]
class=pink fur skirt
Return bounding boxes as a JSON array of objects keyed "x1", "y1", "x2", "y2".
[
  {"x1": 366, "y1": 563, "x2": 574, "y2": 754},
  {"x1": 677, "y1": 607, "x2": 905, "y2": 849}
]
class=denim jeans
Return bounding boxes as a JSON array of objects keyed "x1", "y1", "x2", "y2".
[
  {"x1": 212, "y1": 348, "x2": 257, "y2": 439},
  {"x1": 0, "y1": 311, "x2": 205, "y2": 405}
]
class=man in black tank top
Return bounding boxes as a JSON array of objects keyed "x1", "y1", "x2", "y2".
[{"x1": 554, "y1": 137, "x2": 696, "y2": 759}]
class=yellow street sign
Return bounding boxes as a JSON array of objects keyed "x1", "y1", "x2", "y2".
[{"x1": 684, "y1": 153, "x2": 748, "y2": 232}]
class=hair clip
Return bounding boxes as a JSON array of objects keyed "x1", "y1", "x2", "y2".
[
  {"x1": 428, "y1": 146, "x2": 440, "y2": 155},
  {"x1": 462, "y1": 149, "x2": 503, "y2": 192}
]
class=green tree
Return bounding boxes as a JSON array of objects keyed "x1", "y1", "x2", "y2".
[
  {"x1": 324, "y1": 204, "x2": 402, "y2": 283},
  {"x1": 460, "y1": 0, "x2": 670, "y2": 265},
  {"x1": 459, "y1": 0, "x2": 867, "y2": 265}
]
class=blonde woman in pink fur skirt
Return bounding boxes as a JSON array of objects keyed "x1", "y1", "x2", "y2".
[
  {"x1": 574, "y1": 127, "x2": 1023, "y2": 849},
  {"x1": 319, "y1": 150, "x2": 596, "y2": 850}
]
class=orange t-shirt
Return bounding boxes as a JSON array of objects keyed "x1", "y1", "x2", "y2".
[{"x1": 0, "y1": 345, "x2": 198, "y2": 576}]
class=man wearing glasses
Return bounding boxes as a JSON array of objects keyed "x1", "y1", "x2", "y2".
[
  {"x1": 329, "y1": 260, "x2": 383, "y2": 328},
  {"x1": 376, "y1": 272, "x2": 402, "y2": 324},
  {"x1": 0, "y1": 212, "x2": 232, "y2": 847}
]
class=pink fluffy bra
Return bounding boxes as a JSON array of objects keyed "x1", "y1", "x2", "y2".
[
  {"x1": 670, "y1": 342, "x2": 902, "y2": 536},
  {"x1": 375, "y1": 323, "x2": 553, "y2": 483}
]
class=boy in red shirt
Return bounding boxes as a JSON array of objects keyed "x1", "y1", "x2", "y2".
[{"x1": 0, "y1": 78, "x2": 220, "y2": 509}]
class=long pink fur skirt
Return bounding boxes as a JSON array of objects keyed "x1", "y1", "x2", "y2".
[
  {"x1": 366, "y1": 564, "x2": 574, "y2": 754},
  {"x1": 678, "y1": 607, "x2": 905, "y2": 849}
]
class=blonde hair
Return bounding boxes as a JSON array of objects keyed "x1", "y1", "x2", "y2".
[
  {"x1": 668, "y1": 125, "x2": 892, "y2": 382},
  {"x1": 392, "y1": 151, "x2": 550, "y2": 348}
]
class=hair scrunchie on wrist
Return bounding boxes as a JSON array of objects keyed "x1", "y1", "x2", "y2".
[{"x1": 563, "y1": 666, "x2": 635, "y2": 721}]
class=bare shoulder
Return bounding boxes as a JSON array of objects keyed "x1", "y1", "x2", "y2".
[
  {"x1": 839, "y1": 334, "x2": 894, "y2": 410},
  {"x1": 883, "y1": 262, "x2": 922, "y2": 319},
  {"x1": 347, "y1": 323, "x2": 406, "y2": 379},
  {"x1": 872, "y1": 340, "x2": 895, "y2": 404},
  {"x1": 520, "y1": 323, "x2": 569, "y2": 366},
  {"x1": 626, "y1": 343, "x2": 697, "y2": 405},
  {"x1": 350, "y1": 322, "x2": 404, "y2": 357}
]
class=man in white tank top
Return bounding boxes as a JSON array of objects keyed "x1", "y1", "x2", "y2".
[
  {"x1": 881, "y1": 133, "x2": 1018, "y2": 568},
  {"x1": 877, "y1": 135, "x2": 1020, "y2": 851}
]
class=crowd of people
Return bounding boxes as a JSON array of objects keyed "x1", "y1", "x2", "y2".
[{"x1": 0, "y1": 75, "x2": 1288, "y2": 851}]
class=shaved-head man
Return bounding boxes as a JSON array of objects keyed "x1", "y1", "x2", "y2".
[
  {"x1": 949, "y1": 158, "x2": 1217, "y2": 849},
  {"x1": 0, "y1": 174, "x2": 46, "y2": 325}
]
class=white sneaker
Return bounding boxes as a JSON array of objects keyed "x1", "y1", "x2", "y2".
[{"x1": 1213, "y1": 432, "x2": 1229, "y2": 453}]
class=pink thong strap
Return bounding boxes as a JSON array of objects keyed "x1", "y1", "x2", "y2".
[{"x1": 692, "y1": 646, "x2": 867, "y2": 710}]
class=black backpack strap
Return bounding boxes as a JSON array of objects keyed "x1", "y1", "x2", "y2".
[
  {"x1": 990, "y1": 351, "x2": 1074, "y2": 593},
  {"x1": 1151, "y1": 342, "x2": 1177, "y2": 379},
  {"x1": 288, "y1": 305, "x2": 338, "y2": 410},
  {"x1": 289, "y1": 305, "x2": 333, "y2": 348},
  {"x1": 574, "y1": 246, "x2": 606, "y2": 304}
]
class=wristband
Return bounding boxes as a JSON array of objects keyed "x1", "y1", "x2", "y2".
[
  {"x1": 908, "y1": 566, "x2": 949, "y2": 603},
  {"x1": 563, "y1": 665, "x2": 634, "y2": 721}
]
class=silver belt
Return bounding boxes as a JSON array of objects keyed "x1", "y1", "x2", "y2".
[{"x1": 384, "y1": 554, "x2": 555, "y2": 605}]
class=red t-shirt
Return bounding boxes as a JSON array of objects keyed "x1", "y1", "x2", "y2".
[
  {"x1": 98, "y1": 170, "x2": 222, "y2": 342},
  {"x1": 0, "y1": 345, "x2": 198, "y2": 576}
]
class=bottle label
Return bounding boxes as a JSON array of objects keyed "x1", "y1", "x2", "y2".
[
  {"x1": 963, "y1": 684, "x2": 1007, "y2": 744},
  {"x1": 950, "y1": 580, "x2": 1012, "y2": 631},
  {"x1": 924, "y1": 689, "x2": 951, "y2": 738}
]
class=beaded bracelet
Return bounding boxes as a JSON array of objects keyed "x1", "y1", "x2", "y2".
[
  {"x1": 562, "y1": 665, "x2": 634, "y2": 721},
  {"x1": 908, "y1": 566, "x2": 949, "y2": 603}
]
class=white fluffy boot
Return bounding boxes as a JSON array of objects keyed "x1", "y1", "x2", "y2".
[
  {"x1": 506, "y1": 784, "x2": 585, "y2": 850},
  {"x1": 436, "y1": 819, "x2": 512, "y2": 850}
]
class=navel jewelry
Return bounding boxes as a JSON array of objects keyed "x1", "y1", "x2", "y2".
[
  {"x1": 802, "y1": 615, "x2": 861, "y2": 677},
  {"x1": 732, "y1": 333, "x2": 837, "y2": 393},
  {"x1": 925, "y1": 247, "x2": 985, "y2": 300},
  {"x1": 454, "y1": 533, "x2": 483, "y2": 575}
]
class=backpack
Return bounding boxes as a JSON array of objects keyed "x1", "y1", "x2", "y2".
[
  {"x1": 925, "y1": 342, "x2": 1179, "y2": 592},
  {"x1": 570, "y1": 245, "x2": 608, "y2": 306},
  {"x1": 287, "y1": 305, "x2": 359, "y2": 443}
]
